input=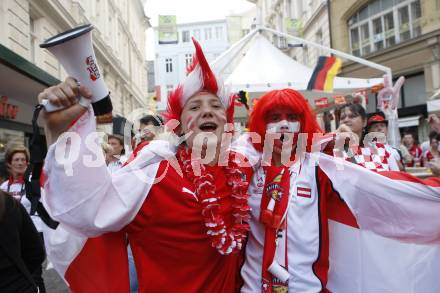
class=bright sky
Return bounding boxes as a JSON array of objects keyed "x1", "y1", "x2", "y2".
[{"x1": 143, "y1": 0, "x2": 255, "y2": 60}]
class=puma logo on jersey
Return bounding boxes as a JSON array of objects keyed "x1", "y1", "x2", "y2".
[{"x1": 182, "y1": 187, "x2": 198, "y2": 201}]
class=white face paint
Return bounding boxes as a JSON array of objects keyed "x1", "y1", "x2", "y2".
[{"x1": 266, "y1": 120, "x2": 300, "y2": 133}]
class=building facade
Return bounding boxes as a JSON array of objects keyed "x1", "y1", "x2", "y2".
[
  {"x1": 249, "y1": 0, "x2": 331, "y2": 67},
  {"x1": 330, "y1": 0, "x2": 440, "y2": 141},
  {"x1": 0, "y1": 0, "x2": 149, "y2": 178},
  {"x1": 154, "y1": 19, "x2": 229, "y2": 111},
  {"x1": 226, "y1": 6, "x2": 258, "y2": 45}
]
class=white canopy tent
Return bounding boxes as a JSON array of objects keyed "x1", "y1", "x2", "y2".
[
  {"x1": 221, "y1": 34, "x2": 383, "y2": 101},
  {"x1": 211, "y1": 28, "x2": 387, "y2": 103},
  {"x1": 210, "y1": 27, "x2": 403, "y2": 146}
]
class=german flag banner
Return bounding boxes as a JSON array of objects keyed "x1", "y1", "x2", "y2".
[{"x1": 307, "y1": 56, "x2": 342, "y2": 92}]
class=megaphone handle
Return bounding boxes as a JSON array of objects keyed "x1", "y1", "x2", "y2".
[{"x1": 41, "y1": 96, "x2": 91, "y2": 112}]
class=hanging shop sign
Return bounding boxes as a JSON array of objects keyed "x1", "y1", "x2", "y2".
[
  {"x1": 0, "y1": 96, "x2": 19, "y2": 119},
  {"x1": 314, "y1": 97, "x2": 329, "y2": 109}
]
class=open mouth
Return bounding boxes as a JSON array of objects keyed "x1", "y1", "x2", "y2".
[
  {"x1": 199, "y1": 122, "x2": 218, "y2": 132},
  {"x1": 279, "y1": 133, "x2": 294, "y2": 142}
]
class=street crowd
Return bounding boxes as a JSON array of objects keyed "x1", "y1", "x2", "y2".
[{"x1": 1, "y1": 39, "x2": 440, "y2": 293}]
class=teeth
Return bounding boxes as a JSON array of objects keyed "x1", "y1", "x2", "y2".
[{"x1": 200, "y1": 122, "x2": 217, "y2": 130}]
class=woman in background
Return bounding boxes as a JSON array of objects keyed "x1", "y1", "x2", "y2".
[
  {"x1": 424, "y1": 135, "x2": 440, "y2": 163},
  {"x1": 337, "y1": 103, "x2": 399, "y2": 171}
]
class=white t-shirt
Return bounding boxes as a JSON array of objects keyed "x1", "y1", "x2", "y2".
[{"x1": 0, "y1": 179, "x2": 44, "y2": 232}]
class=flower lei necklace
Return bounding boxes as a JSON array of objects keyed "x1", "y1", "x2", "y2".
[{"x1": 177, "y1": 146, "x2": 251, "y2": 255}]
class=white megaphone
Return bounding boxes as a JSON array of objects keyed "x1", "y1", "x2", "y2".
[{"x1": 40, "y1": 24, "x2": 112, "y2": 116}]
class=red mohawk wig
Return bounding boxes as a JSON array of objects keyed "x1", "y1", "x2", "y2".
[
  {"x1": 163, "y1": 38, "x2": 234, "y2": 123},
  {"x1": 249, "y1": 89, "x2": 323, "y2": 152}
]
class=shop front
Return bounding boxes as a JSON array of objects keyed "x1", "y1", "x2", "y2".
[{"x1": 0, "y1": 44, "x2": 58, "y2": 181}]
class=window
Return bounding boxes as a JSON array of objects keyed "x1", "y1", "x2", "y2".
[
  {"x1": 411, "y1": 0, "x2": 422, "y2": 37},
  {"x1": 383, "y1": 12, "x2": 396, "y2": 47},
  {"x1": 350, "y1": 27, "x2": 361, "y2": 56},
  {"x1": 372, "y1": 17, "x2": 384, "y2": 51},
  {"x1": 348, "y1": 0, "x2": 422, "y2": 56},
  {"x1": 215, "y1": 27, "x2": 223, "y2": 40},
  {"x1": 185, "y1": 53, "x2": 193, "y2": 67},
  {"x1": 182, "y1": 30, "x2": 190, "y2": 42},
  {"x1": 315, "y1": 29, "x2": 323, "y2": 55},
  {"x1": 166, "y1": 85, "x2": 174, "y2": 96},
  {"x1": 398, "y1": 6, "x2": 410, "y2": 42},
  {"x1": 193, "y1": 29, "x2": 201, "y2": 40},
  {"x1": 402, "y1": 74, "x2": 426, "y2": 107},
  {"x1": 286, "y1": 0, "x2": 292, "y2": 18},
  {"x1": 278, "y1": 37, "x2": 287, "y2": 49},
  {"x1": 360, "y1": 23, "x2": 371, "y2": 55},
  {"x1": 204, "y1": 28, "x2": 212, "y2": 40},
  {"x1": 165, "y1": 58, "x2": 173, "y2": 73}
]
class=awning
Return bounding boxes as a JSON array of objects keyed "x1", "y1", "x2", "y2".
[
  {"x1": 0, "y1": 44, "x2": 59, "y2": 127},
  {"x1": 427, "y1": 99, "x2": 440, "y2": 113},
  {"x1": 428, "y1": 88, "x2": 440, "y2": 100},
  {"x1": 398, "y1": 115, "x2": 421, "y2": 128}
]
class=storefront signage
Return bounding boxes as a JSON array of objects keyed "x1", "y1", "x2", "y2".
[
  {"x1": 315, "y1": 97, "x2": 329, "y2": 109},
  {"x1": 0, "y1": 96, "x2": 19, "y2": 119}
]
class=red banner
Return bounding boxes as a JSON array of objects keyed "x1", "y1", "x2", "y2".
[
  {"x1": 0, "y1": 96, "x2": 19, "y2": 119},
  {"x1": 314, "y1": 97, "x2": 328, "y2": 109}
]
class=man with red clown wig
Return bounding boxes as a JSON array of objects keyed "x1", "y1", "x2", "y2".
[
  {"x1": 36, "y1": 38, "x2": 250, "y2": 292},
  {"x1": 239, "y1": 89, "x2": 440, "y2": 293}
]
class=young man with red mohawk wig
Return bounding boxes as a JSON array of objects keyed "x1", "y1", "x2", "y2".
[
  {"x1": 239, "y1": 89, "x2": 440, "y2": 293},
  {"x1": 36, "y1": 38, "x2": 251, "y2": 292}
]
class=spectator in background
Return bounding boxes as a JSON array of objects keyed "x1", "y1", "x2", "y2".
[
  {"x1": 101, "y1": 142, "x2": 113, "y2": 166},
  {"x1": 337, "y1": 103, "x2": 399, "y2": 171},
  {"x1": 421, "y1": 131, "x2": 439, "y2": 155},
  {"x1": 366, "y1": 111, "x2": 403, "y2": 171},
  {"x1": 1, "y1": 145, "x2": 29, "y2": 201},
  {"x1": 126, "y1": 114, "x2": 164, "y2": 165},
  {"x1": 399, "y1": 143, "x2": 412, "y2": 166},
  {"x1": 424, "y1": 135, "x2": 440, "y2": 163},
  {"x1": 428, "y1": 114, "x2": 440, "y2": 133},
  {"x1": 0, "y1": 190, "x2": 46, "y2": 293},
  {"x1": 138, "y1": 114, "x2": 164, "y2": 143},
  {"x1": 402, "y1": 132, "x2": 423, "y2": 167},
  {"x1": 0, "y1": 145, "x2": 44, "y2": 232},
  {"x1": 107, "y1": 134, "x2": 126, "y2": 173},
  {"x1": 338, "y1": 103, "x2": 367, "y2": 143}
]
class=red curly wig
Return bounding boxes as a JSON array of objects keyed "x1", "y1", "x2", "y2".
[{"x1": 248, "y1": 88, "x2": 323, "y2": 152}]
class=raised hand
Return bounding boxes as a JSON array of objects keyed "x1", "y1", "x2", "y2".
[
  {"x1": 37, "y1": 77, "x2": 92, "y2": 145},
  {"x1": 428, "y1": 114, "x2": 440, "y2": 133},
  {"x1": 377, "y1": 75, "x2": 405, "y2": 110}
]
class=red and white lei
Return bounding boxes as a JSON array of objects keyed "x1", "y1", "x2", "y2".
[{"x1": 178, "y1": 146, "x2": 251, "y2": 255}]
